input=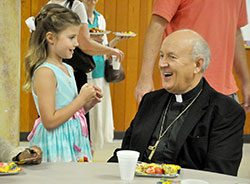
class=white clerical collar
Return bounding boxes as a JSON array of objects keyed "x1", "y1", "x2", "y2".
[{"x1": 175, "y1": 94, "x2": 183, "y2": 103}]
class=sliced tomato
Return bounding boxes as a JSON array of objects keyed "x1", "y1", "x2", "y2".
[
  {"x1": 155, "y1": 167, "x2": 164, "y2": 174},
  {"x1": 145, "y1": 166, "x2": 156, "y2": 174}
]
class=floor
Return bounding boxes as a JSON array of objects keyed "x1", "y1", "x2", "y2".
[{"x1": 21, "y1": 141, "x2": 250, "y2": 179}]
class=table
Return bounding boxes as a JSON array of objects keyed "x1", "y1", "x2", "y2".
[{"x1": 1, "y1": 162, "x2": 250, "y2": 184}]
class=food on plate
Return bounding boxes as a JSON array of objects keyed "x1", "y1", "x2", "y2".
[
  {"x1": 119, "y1": 31, "x2": 135, "y2": 35},
  {"x1": 89, "y1": 27, "x2": 105, "y2": 33},
  {"x1": 113, "y1": 31, "x2": 136, "y2": 37},
  {"x1": 145, "y1": 166, "x2": 164, "y2": 174},
  {"x1": 145, "y1": 166, "x2": 156, "y2": 174},
  {"x1": 136, "y1": 162, "x2": 181, "y2": 175},
  {"x1": 0, "y1": 162, "x2": 21, "y2": 174},
  {"x1": 155, "y1": 167, "x2": 165, "y2": 174},
  {"x1": 89, "y1": 27, "x2": 110, "y2": 35}
]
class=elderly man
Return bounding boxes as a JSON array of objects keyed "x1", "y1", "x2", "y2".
[{"x1": 109, "y1": 30, "x2": 245, "y2": 176}]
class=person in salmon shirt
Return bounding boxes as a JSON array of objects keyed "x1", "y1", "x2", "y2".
[{"x1": 135, "y1": 0, "x2": 250, "y2": 114}]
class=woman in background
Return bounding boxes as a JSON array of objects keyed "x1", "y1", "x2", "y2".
[
  {"x1": 49, "y1": 0, "x2": 124, "y2": 92},
  {"x1": 83, "y1": 0, "x2": 131, "y2": 152}
]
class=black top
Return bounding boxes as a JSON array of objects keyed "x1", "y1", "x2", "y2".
[
  {"x1": 108, "y1": 78, "x2": 245, "y2": 176},
  {"x1": 143, "y1": 79, "x2": 203, "y2": 163},
  {"x1": 65, "y1": 0, "x2": 74, "y2": 9}
]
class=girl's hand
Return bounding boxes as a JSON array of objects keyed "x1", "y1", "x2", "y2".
[
  {"x1": 18, "y1": 146, "x2": 43, "y2": 164},
  {"x1": 93, "y1": 85, "x2": 103, "y2": 103},
  {"x1": 79, "y1": 83, "x2": 97, "y2": 104},
  {"x1": 84, "y1": 85, "x2": 103, "y2": 112}
]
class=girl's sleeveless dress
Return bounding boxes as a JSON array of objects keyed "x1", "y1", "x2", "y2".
[{"x1": 28, "y1": 62, "x2": 92, "y2": 162}]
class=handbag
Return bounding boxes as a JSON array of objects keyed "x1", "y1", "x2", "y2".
[
  {"x1": 63, "y1": 47, "x2": 95, "y2": 73},
  {"x1": 104, "y1": 59, "x2": 125, "y2": 83}
]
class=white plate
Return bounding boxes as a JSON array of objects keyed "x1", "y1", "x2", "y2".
[
  {"x1": 0, "y1": 162, "x2": 22, "y2": 176},
  {"x1": 135, "y1": 172, "x2": 179, "y2": 178},
  {"x1": 89, "y1": 31, "x2": 111, "y2": 35},
  {"x1": 113, "y1": 32, "x2": 136, "y2": 37},
  {"x1": 135, "y1": 162, "x2": 181, "y2": 178},
  {"x1": 0, "y1": 170, "x2": 20, "y2": 176}
]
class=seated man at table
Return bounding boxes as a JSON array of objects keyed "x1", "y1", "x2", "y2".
[
  {"x1": 0, "y1": 135, "x2": 42, "y2": 164},
  {"x1": 108, "y1": 29, "x2": 246, "y2": 176}
]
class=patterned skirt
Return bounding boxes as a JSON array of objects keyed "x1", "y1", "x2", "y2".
[{"x1": 28, "y1": 115, "x2": 92, "y2": 162}]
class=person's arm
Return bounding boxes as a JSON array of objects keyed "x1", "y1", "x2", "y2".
[
  {"x1": 108, "y1": 36, "x2": 131, "y2": 48},
  {"x1": 83, "y1": 85, "x2": 102, "y2": 113},
  {"x1": 14, "y1": 146, "x2": 43, "y2": 164},
  {"x1": 33, "y1": 67, "x2": 97, "y2": 130},
  {"x1": 234, "y1": 28, "x2": 250, "y2": 112},
  {"x1": 0, "y1": 137, "x2": 24, "y2": 162},
  {"x1": 78, "y1": 23, "x2": 124, "y2": 61},
  {"x1": 0, "y1": 137, "x2": 42, "y2": 164},
  {"x1": 134, "y1": 14, "x2": 168, "y2": 103}
]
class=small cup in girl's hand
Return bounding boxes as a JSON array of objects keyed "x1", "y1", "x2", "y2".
[{"x1": 112, "y1": 55, "x2": 120, "y2": 70}]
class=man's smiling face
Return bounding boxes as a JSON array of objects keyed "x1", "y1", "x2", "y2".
[{"x1": 159, "y1": 30, "x2": 202, "y2": 94}]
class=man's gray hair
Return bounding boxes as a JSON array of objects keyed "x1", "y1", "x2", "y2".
[{"x1": 191, "y1": 39, "x2": 211, "y2": 72}]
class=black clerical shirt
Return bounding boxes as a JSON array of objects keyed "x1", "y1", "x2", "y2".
[{"x1": 143, "y1": 79, "x2": 203, "y2": 163}]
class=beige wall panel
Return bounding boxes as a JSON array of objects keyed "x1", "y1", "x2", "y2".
[{"x1": 0, "y1": 0, "x2": 20, "y2": 146}]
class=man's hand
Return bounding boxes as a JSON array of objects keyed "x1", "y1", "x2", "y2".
[
  {"x1": 134, "y1": 15, "x2": 167, "y2": 103},
  {"x1": 241, "y1": 83, "x2": 250, "y2": 112},
  {"x1": 18, "y1": 146, "x2": 43, "y2": 164},
  {"x1": 135, "y1": 76, "x2": 154, "y2": 103},
  {"x1": 233, "y1": 28, "x2": 250, "y2": 112}
]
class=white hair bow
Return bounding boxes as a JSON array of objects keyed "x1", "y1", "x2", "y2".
[{"x1": 25, "y1": 16, "x2": 36, "y2": 32}]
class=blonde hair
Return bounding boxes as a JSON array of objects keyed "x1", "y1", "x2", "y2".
[{"x1": 23, "y1": 3, "x2": 81, "y2": 91}]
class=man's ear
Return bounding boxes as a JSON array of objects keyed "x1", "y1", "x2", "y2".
[
  {"x1": 46, "y1": 32, "x2": 55, "y2": 45},
  {"x1": 194, "y1": 58, "x2": 204, "y2": 74}
]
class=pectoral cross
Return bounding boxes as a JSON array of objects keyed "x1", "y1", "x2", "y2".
[{"x1": 148, "y1": 139, "x2": 160, "y2": 160}]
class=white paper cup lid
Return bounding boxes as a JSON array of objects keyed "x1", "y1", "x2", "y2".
[{"x1": 117, "y1": 150, "x2": 140, "y2": 158}]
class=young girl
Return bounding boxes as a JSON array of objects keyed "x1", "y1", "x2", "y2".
[{"x1": 24, "y1": 3, "x2": 102, "y2": 162}]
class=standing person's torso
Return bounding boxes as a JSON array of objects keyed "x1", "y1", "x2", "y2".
[
  {"x1": 48, "y1": 0, "x2": 88, "y2": 23},
  {"x1": 153, "y1": 0, "x2": 248, "y2": 95},
  {"x1": 88, "y1": 10, "x2": 107, "y2": 79}
]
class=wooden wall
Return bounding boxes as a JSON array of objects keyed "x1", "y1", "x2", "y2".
[
  {"x1": 235, "y1": 50, "x2": 250, "y2": 134},
  {"x1": 20, "y1": 0, "x2": 159, "y2": 133},
  {"x1": 20, "y1": 0, "x2": 50, "y2": 133},
  {"x1": 20, "y1": 0, "x2": 250, "y2": 135}
]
